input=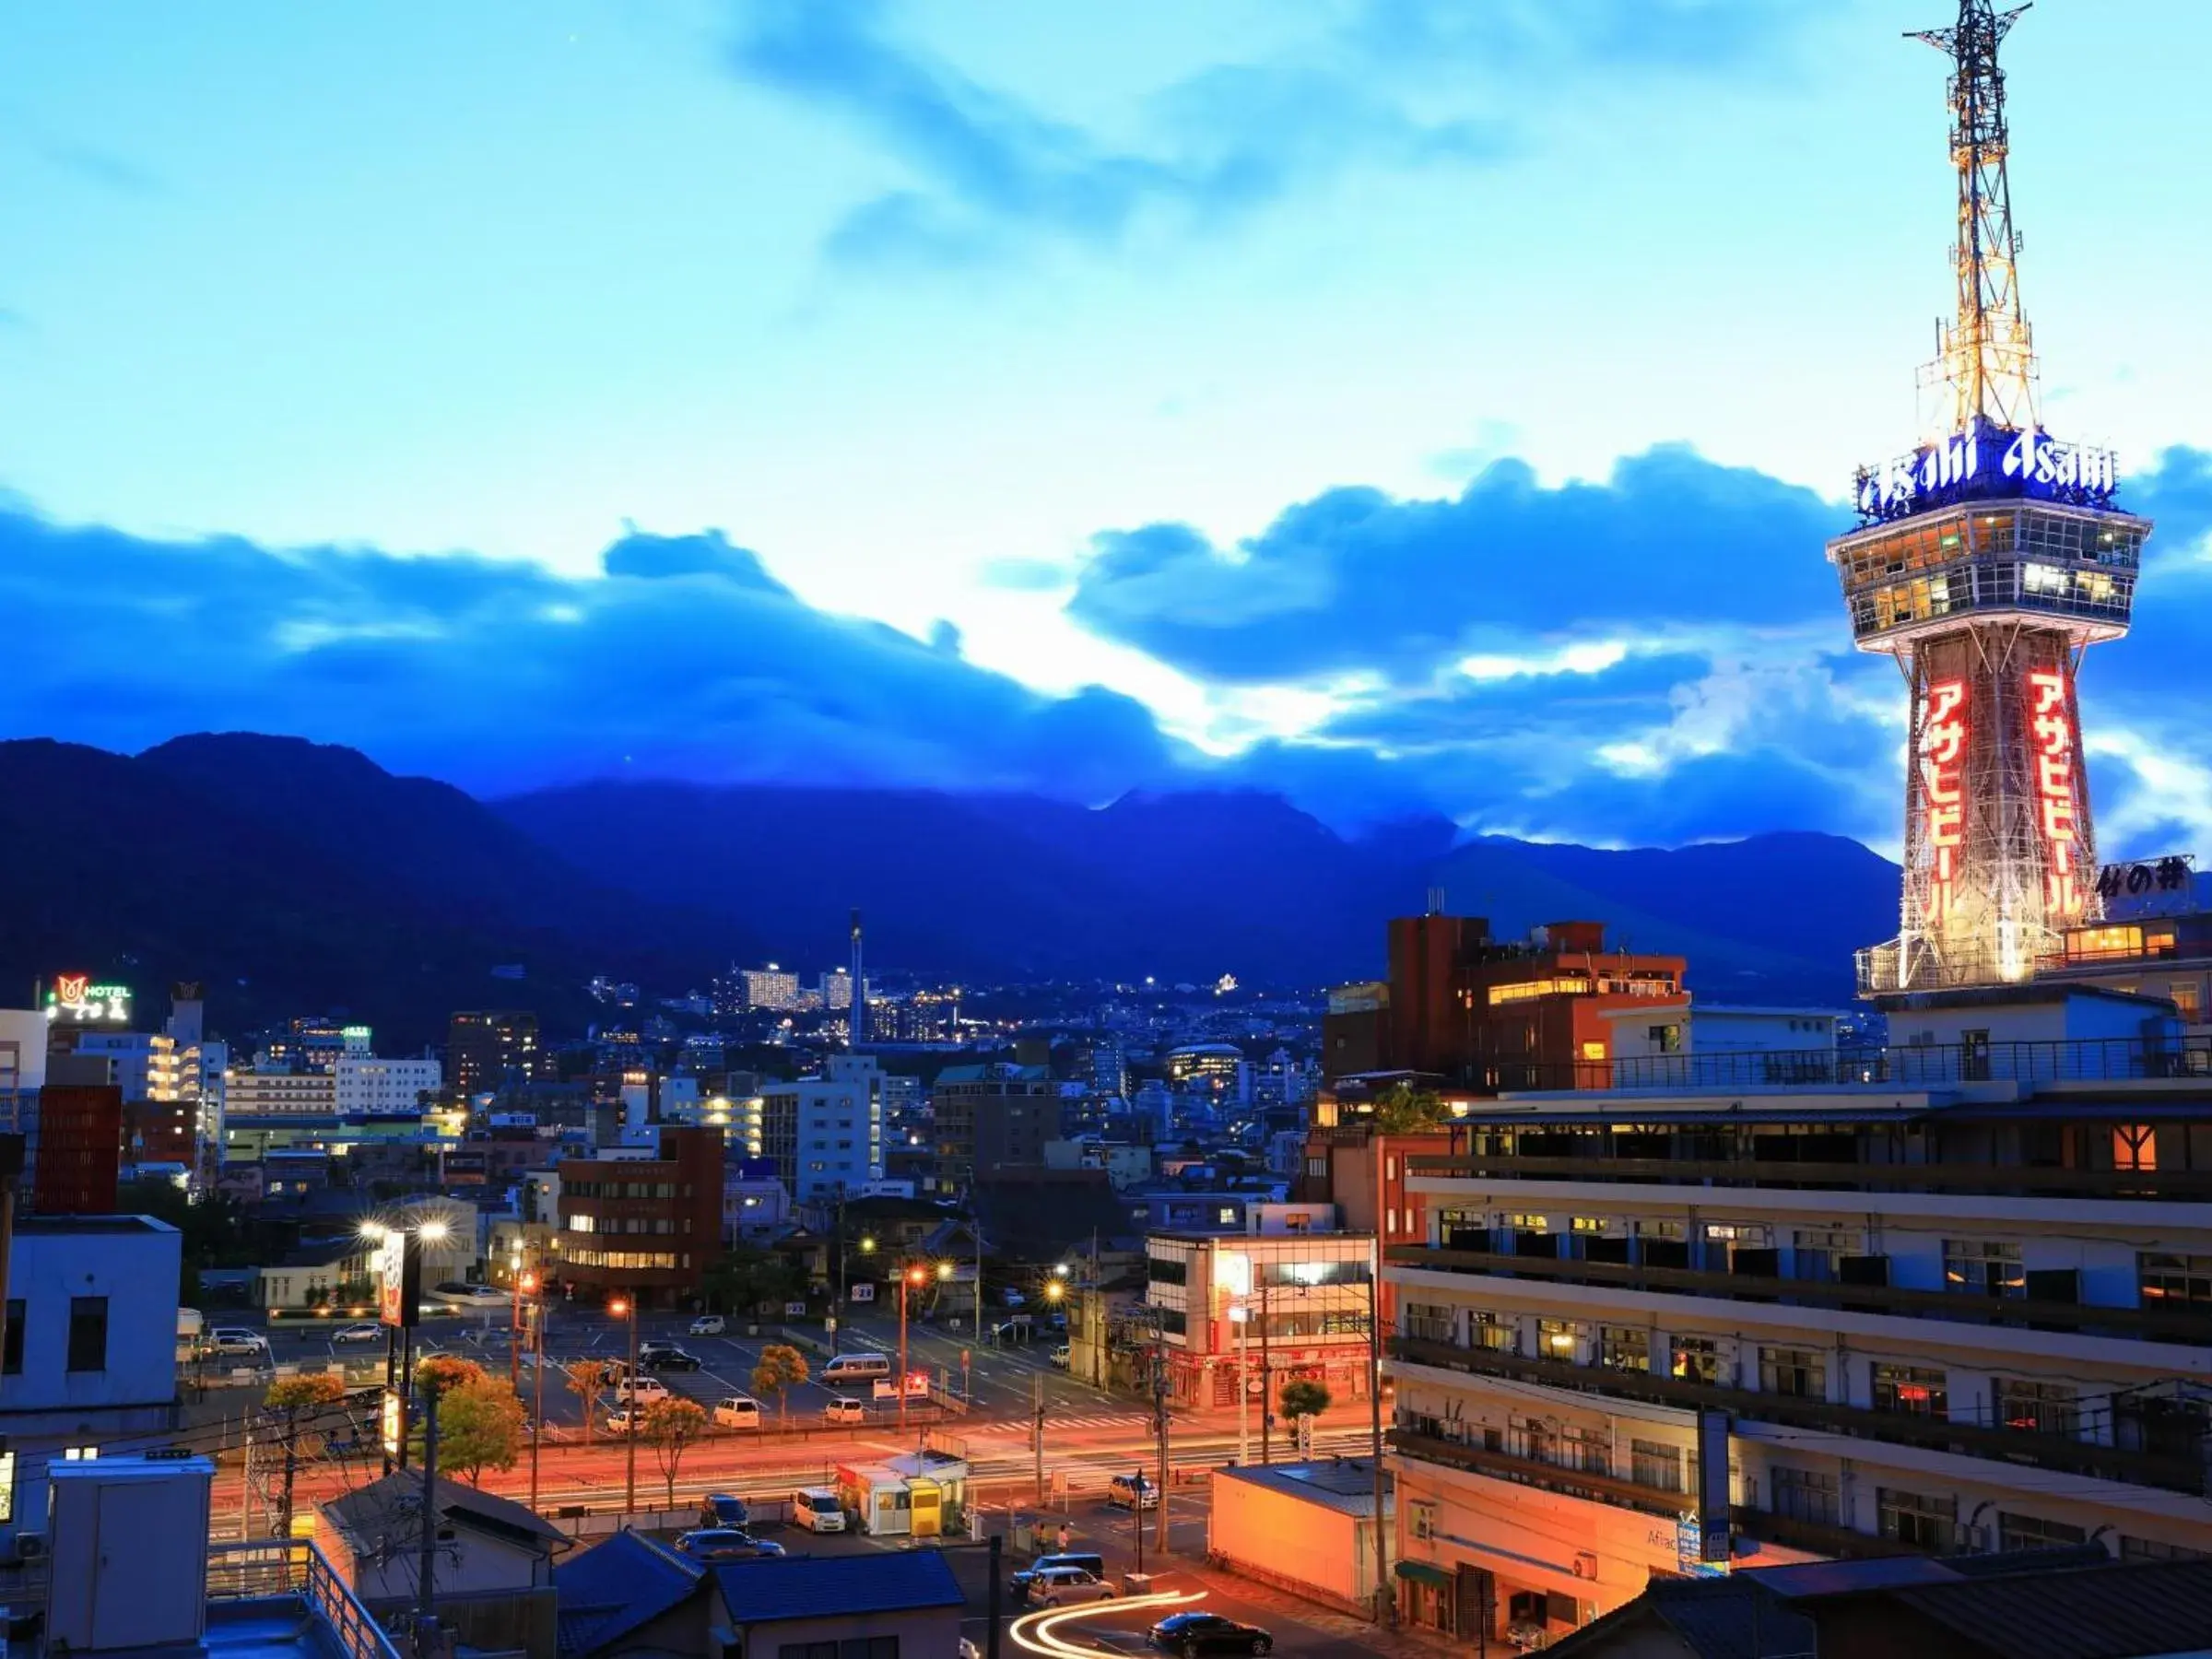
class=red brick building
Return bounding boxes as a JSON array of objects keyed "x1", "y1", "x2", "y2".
[
  {"x1": 34, "y1": 1084, "x2": 123, "y2": 1215},
  {"x1": 555, "y1": 1125, "x2": 724, "y2": 1307},
  {"x1": 1324, "y1": 914, "x2": 1686, "y2": 1089}
]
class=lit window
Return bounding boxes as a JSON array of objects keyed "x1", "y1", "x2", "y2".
[{"x1": 2113, "y1": 1125, "x2": 2158, "y2": 1172}]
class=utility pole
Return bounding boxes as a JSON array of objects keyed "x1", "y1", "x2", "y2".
[
  {"x1": 415, "y1": 1382, "x2": 441, "y2": 1630},
  {"x1": 833, "y1": 1194, "x2": 846, "y2": 1358},
  {"x1": 1370, "y1": 1133, "x2": 1392, "y2": 1627},
  {"x1": 618, "y1": 1294, "x2": 641, "y2": 1524},
  {"x1": 529, "y1": 1294, "x2": 546, "y2": 1512},
  {"x1": 1258, "y1": 1277, "x2": 1273, "y2": 1465},
  {"x1": 985, "y1": 1534, "x2": 1003, "y2": 1659},
  {"x1": 1031, "y1": 1372, "x2": 1045, "y2": 1507},
  {"x1": 1153, "y1": 1362, "x2": 1171, "y2": 1557}
]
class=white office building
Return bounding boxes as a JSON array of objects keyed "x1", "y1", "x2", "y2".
[
  {"x1": 761, "y1": 1055, "x2": 884, "y2": 1200},
  {"x1": 333, "y1": 1054, "x2": 441, "y2": 1115}
]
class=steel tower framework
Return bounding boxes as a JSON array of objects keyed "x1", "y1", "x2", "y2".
[{"x1": 1828, "y1": 1, "x2": 2148, "y2": 997}]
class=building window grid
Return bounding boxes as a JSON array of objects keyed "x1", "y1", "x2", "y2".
[
  {"x1": 1759, "y1": 1346, "x2": 1827, "y2": 1400},
  {"x1": 1996, "y1": 1377, "x2": 2080, "y2": 1439},
  {"x1": 1998, "y1": 1512, "x2": 2086, "y2": 1553},
  {"x1": 1599, "y1": 1325, "x2": 1650, "y2": 1373},
  {"x1": 1944, "y1": 1239, "x2": 2025, "y2": 1298},
  {"x1": 1671, "y1": 1336, "x2": 1722, "y2": 1385},
  {"x1": 2139, "y1": 1252, "x2": 2212, "y2": 1306},
  {"x1": 1878, "y1": 1487, "x2": 1958, "y2": 1552},
  {"x1": 1630, "y1": 1439, "x2": 1682, "y2": 1493},
  {"x1": 1771, "y1": 1467, "x2": 1839, "y2": 1526},
  {"x1": 1872, "y1": 1362, "x2": 1948, "y2": 1418}
]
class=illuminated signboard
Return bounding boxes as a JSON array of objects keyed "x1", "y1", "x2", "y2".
[
  {"x1": 1919, "y1": 680, "x2": 1968, "y2": 923},
  {"x1": 2098, "y1": 855, "x2": 2196, "y2": 919},
  {"x1": 380, "y1": 1388, "x2": 405, "y2": 1459},
  {"x1": 2028, "y1": 669, "x2": 2084, "y2": 919},
  {"x1": 45, "y1": 978, "x2": 131, "y2": 1025},
  {"x1": 1855, "y1": 425, "x2": 2121, "y2": 524},
  {"x1": 377, "y1": 1231, "x2": 420, "y2": 1329}
]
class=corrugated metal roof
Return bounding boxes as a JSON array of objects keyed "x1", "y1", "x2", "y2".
[
  {"x1": 550, "y1": 1530, "x2": 704, "y2": 1658},
  {"x1": 1891, "y1": 1559, "x2": 2212, "y2": 1659}
]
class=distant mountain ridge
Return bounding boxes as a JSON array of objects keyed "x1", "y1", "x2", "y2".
[{"x1": 0, "y1": 734, "x2": 1899, "y2": 1043}]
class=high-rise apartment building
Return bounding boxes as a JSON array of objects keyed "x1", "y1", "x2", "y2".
[
  {"x1": 739, "y1": 967, "x2": 801, "y2": 1012},
  {"x1": 446, "y1": 1010, "x2": 540, "y2": 1098},
  {"x1": 931, "y1": 1063, "x2": 1061, "y2": 1189}
]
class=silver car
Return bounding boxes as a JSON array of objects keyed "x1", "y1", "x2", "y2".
[{"x1": 1025, "y1": 1566, "x2": 1117, "y2": 1608}]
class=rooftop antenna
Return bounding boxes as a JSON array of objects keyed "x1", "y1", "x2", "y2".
[{"x1": 849, "y1": 907, "x2": 865, "y2": 1050}]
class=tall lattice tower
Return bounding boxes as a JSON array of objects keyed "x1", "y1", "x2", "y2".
[{"x1": 1830, "y1": 0, "x2": 2150, "y2": 996}]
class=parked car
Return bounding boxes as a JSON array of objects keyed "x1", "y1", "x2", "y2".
[
  {"x1": 673, "y1": 1528, "x2": 785, "y2": 1562},
  {"x1": 1018, "y1": 1567, "x2": 1115, "y2": 1608},
  {"x1": 823, "y1": 1397, "x2": 866, "y2": 1425},
  {"x1": 209, "y1": 1328, "x2": 269, "y2": 1359},
  {"x1": 1107, "y1": 1473, "x2": 1158, "y2": 1511},
  {"x1": 688, "y1": 1314, "x2": 726, "y2": 1336},
  {"x1": 331, "y1": 1323, "x2": 382, "y2": 1346},
  {"x1": 1148, "y1": 1613, "x2": 1273, "y2": 1656},
  {"x1": 641, "y1": 1347, "x2": 702, "y2": 1372},
  {"x1": 604, "y1": 1407, "x2": 637, "y2": 1435},
  {"x1": 699, "y1": 1494, "x2": 750, "y2": 1530},
  {"x1": 1025, "y1": 1553, "x2": 1106, "y2": 1582},
  {"x1": 1049, "y1": 1344, "x2": 1071, "y2": 1370},
  {"x1": 712, "y1": 1396, "x2": 763, "y2": 1430},
  {"x1": 792, "y1": 1488, "x2": 845, "y2": 1533},
  {"x1": 429, "y1": 1282, "x2": 506, "y2": 1306},
  {"x1": 615, "y1": 1375, "x2": 672, "y2": 1405}
]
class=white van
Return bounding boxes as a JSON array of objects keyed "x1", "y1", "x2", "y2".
[
  {"x1": 821, "y1": 1352, "x2": 891, "y2": 1385},
  {"x1": 712, "y1": 1395, "x2": 763, "y2": 1430},
  {"x1": 792, "y1": 1488, "x2": 846, "y2": 1533}
]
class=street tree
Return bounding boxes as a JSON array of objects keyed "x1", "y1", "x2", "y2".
[
  {"x1": 435, "y1": 1375, "x2": 526, "y2": 1485},
  {"x1": 1279, "y1": 1378, "x2": 1332, "y2": 1454},
  {"x1": 564, "y1": 1358, "x2": 611, "y2": 1444},
  {"x1": 643, "y1": 1397, "x2": 710, "y2": 1505},
  {"x1": 751, "y1": 1344, "x2": 810, "y2": 1422}
]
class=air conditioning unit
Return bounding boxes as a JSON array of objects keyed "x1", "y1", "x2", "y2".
[
  {"x1": 16, "y1": 1532, "x2": 45, "y2": 1559},
  {"x1": 1572, "y1": 1551, "x2": 1598, "y2": 1580}
]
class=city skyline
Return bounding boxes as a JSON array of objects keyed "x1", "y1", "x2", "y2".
[{"x1": 5, "y1": 1, "x2": 2211, "y2": 856}]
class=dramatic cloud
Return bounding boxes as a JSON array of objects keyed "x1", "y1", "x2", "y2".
[
  {"x1": 0, "y1": 506, "x2": 1181, "y2": 803},
  {"x1": 1068, "y1": 446, "x2": 1843, "y2": 684}
]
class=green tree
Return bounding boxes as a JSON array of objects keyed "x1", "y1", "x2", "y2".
[
  {"x1": 751, "y1": 1344, "x2": 810, "y2": 1422},
  {"x1": 643, "y1": 1396, "x2": 710, "y2": 1505},
  {"x1": 1369, "y1": 1085, "x2": 1447, "y2": 1135},
  {"x1": 564, "y1": 1358, "x2": 611, "y2": 1445},
  {"x1": 703, "y1": 1246, "x2": 807, "y2": 1316},
  {"x1": 434, "y1": 1375, "x2": 526, "y2": 1485},
  {"x1": 1279, "y1": 1378, "x2": 1332, "y2": 1424}
]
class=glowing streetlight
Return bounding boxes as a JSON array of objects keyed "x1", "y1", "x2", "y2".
[
  {"x1": 359, "y1": 1221, "x2": 387, "y2": 1241},
  {"x1": 418, "y1": 1220, "x2": 450, "y2": 1244}
]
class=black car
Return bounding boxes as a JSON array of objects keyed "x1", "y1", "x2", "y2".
[
  {"x1": 642, "y1": 1347, "x2": 702, "y2": 1372},
  {"x1": 672, "y1": 1528, "x2": 786, "y2": 1562},
  {"x1": 700, "y1": 1493, "x2": 750, "y2": 1530},
  {"x1": 1148, "y1": 1613, "x2": 1272, "y2": 1656}
]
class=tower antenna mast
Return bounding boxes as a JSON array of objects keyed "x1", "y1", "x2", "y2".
[{"x1": 1910, "y1": 1, "x2": 2037, "y2": 435}]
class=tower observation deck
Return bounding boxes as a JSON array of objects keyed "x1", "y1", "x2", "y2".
[{"x1": 1830, "y1": 1, "x2": 2151, "y2": 997}]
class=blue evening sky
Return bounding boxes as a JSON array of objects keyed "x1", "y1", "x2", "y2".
[{"x1": 4, "y1": 1, "x2": 2209, "y2": 853}]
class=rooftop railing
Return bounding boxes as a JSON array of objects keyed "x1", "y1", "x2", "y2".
[
  {"x1": 1460, "y1": 1034, "x2": 2212, "y2": 1096},
  {"x1": 207, "y1": 1540, "x2": 402, "y2": 1659}
]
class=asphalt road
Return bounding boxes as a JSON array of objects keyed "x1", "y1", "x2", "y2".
[{"x1": 218, "y1": 1304, "x2": 1117, "y2": 1435}]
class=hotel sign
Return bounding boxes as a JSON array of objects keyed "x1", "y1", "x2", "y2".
[
  {"x1": 1855, "y1": 425, "x2": 2121, "y2": 524},
  {"x1": 45, "y1": 977, "x2": 131, "y2": 1024}
]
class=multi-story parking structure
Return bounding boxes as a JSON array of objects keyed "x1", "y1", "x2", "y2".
[{"x1": 1382, "y1": 1004, "x2": 2212, "y2": 1649}]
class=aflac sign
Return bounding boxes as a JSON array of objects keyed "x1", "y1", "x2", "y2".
[{"x1": 1856, "y1": 426, "x2": 2120, "y2": 523}]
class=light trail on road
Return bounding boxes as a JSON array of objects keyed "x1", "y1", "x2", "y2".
[{"x1": 1010, "y1": 1589, "x2": 1206, "y2": 1658}]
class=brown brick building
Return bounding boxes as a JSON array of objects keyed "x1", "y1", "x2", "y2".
[{"x1": 555, "y1": 1125, "x2": 724, "y2": 1307}]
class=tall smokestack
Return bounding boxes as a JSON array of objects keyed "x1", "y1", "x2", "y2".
[{"x1": 849, "y1": 907, "x2": 865, "y2": 1050}]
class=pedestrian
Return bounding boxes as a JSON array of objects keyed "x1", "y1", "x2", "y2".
[{"x1": 1057, "y1": 1521, "x2": 1072, "y2": 1554}]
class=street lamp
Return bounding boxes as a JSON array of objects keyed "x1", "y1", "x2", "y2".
[
  {"x1": 608, "y1": 1294, "x2": 640, "y2": 1522},
  {"x1": 1229, "y1": 1304, "x2": 1251, "y2": 1466},
  {"x1": 899, "y1": 1265, "x2": 927, "y2": 1429},
  {"x1": 521, "y1": 1270, "x2": 546, "y2": 1510}
]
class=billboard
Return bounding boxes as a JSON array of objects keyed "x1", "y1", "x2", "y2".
[{"x1": 378, "y1": 1231, "x2": 420, "y2": 1329}]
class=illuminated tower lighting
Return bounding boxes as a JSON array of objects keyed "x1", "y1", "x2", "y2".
[{"x1": 1830, "y1": 0, "x2": 2149, "y2": 994}]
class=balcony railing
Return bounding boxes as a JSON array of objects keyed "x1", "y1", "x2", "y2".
[
  {"x1": 1386, "y1": 1336, "x2": 2206, "y2": 1498},
  {"x1": 1384, "y1": 1244, "x2": 2212, "y2": 1342},
  {"x1": 1403, "y1": 1153, "x2": 2212, "y2": 1203},
  {"x1": 1385, "y1": 1427, "x2": 1688, "y2": 1519},
  {"x1": 207, "y1": 1540, "x2": 403, "y2": 1659},
  {"x1": 1730, "y1": 1505, "x2": 1917, "y2": 1561},
  {"x1": 1450, "y1": 1035, "x2": 2212, "y2": 1095}
]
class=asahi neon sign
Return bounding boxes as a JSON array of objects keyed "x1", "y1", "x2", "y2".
[
  {"x1": 2028, "y1": 669, "x2": 2083, "y2": 919},
  {"x1": 1856, "y1": 426, "x2": 2120, "y2": 521},
  {"x1": 1920, "y1": 680, "x2": 1967, "y2": 923}
]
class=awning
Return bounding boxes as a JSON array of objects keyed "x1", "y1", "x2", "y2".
[{"x1": 1394, "y1": 1560, "x2": 1451, "y2": 1589}]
